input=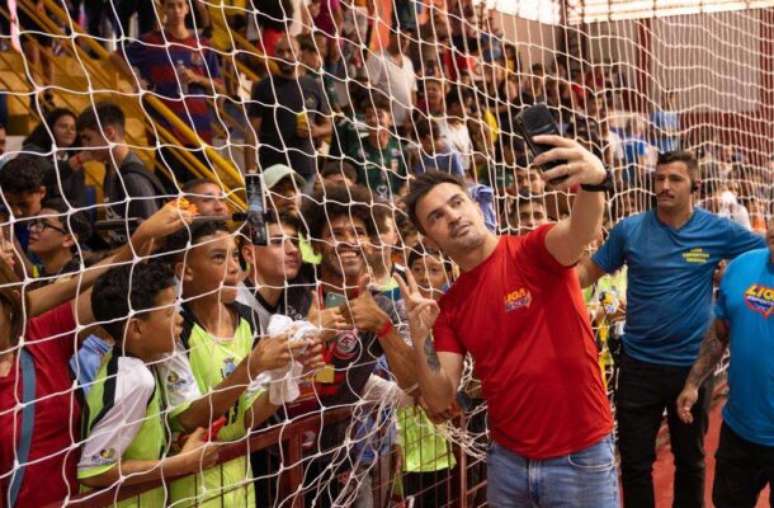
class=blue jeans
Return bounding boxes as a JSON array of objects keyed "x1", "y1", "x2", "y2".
[{"x1": 487, "y1": 435, "x2": 620, "y2": 507}]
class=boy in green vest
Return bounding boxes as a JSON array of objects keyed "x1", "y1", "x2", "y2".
[
  {"x1": 162, "y1": 220, "x2": 319, "y2": 507},
  {"x1": 78, "y1": 262, "x2": 218, "y2": 507}
]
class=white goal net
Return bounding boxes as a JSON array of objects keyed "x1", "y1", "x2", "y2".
[{"x1": 0, "y1": 0, "x2": 771, "y2": 506}]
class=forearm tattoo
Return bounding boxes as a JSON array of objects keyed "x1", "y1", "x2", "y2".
[
  {"x1": 424, "y1": 338, "x2": 441, "y2": 372},
  {"x1": 686, "y1": 323, "x2": 729, "y2": 388}
]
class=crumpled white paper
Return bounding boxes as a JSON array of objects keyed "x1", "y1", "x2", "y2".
[{"x1": 250, "y1": 314, "x2": 319, "y2": 405}]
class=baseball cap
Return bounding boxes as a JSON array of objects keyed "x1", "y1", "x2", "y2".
[{"x1": 262, "y1": 164, "x2": 306, "y2": 190}]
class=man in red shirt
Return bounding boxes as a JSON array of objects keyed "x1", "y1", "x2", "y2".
[{"x1": 399, "y1": 135, "x2": 618, "y2": 507}]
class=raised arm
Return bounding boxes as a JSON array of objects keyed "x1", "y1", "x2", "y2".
[
  {"x1": 396, "y1": 272, "x2": 463, "y2": 415},
  {"x1": 416, "y1": 339, "x2": 464, "y2": 415},
  {"x1": 72, "y1": 202, "x2": 196, "y2": 325},
  {"x1": 534, "y1": 135, "x2": 608, "y2": 267}
]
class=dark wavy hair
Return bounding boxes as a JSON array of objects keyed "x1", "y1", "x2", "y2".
[
  {"x1": 22, "y1": 108, "x2": 78, "y2": 152},
  {"x1": 91, "y1": 262, "x2": 177, "y2": 343},
  {"x1": 301, "y1": 184, "x2": 378, "y2": 241}
]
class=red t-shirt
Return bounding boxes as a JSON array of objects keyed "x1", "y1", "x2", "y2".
[
  {"x1": 0, "y1": 303, "x2": 80, "y2": 507},
  {"x1": 434, "y1": 226, "x2": 613, "y2": 459}
]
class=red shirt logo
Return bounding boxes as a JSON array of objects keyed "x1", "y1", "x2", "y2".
[{"x1": 504, "y1": 288, "x2": 532, "y2": 312}]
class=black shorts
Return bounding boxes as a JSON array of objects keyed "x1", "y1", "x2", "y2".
[{"x1": 713, "y1": 422, "x2": 774, "y2": 508}]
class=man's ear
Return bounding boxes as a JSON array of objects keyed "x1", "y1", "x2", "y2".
[
  {"x1": 174, "y1": 260, "x2": 194, "y2": 282},
  {"x1": 36, "y1": 186, "x2": 46, "y2": 198},
  {"x1": 240, "y1": 244, "x2": 254, "y2": 265},
  {"x1": 62, "y1": 234, "x2": 75, "y2": 250},
  {"x1": 103, "y1": 126, "x2": 117, "y2": 143},
  {"x1": 125, "y1": 317, "x2": 143, "y2": 344}
]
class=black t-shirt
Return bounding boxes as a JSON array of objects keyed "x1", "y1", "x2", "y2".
[{"x1": 248, "y1": 74, "x2": 330, "y2": 179}]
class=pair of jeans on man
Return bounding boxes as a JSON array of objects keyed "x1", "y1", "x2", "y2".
[
  {"x1": 487, "y1": 435, "x2": 619, "y2": 507},
  {"x1": 616, "y1": 352, "x2": 713, "y2": 508}
]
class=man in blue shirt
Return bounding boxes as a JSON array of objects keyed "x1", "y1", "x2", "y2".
[
  {"x1": 578, "y1": 151, "x2": 766, "y2": 508},
  {"x1": 676, "y1": 217, "x2": 774, "y2": 508}
]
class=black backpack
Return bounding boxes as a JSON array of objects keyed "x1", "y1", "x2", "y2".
[{"x1": 120, "y1": 161, "x2": 171, "y2": 209}]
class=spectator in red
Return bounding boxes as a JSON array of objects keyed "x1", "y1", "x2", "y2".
[
  {"x1": 256, "y1": 0, "x2": 294, "y2": 57},
  {"x1": 399, "y1": 134, "x2": 618, "y2": 507},
  {"x1": 111, "y1": 0, "x2": 225, "y2": 185},
  {"x1": 0, "y1": 204, "x2": 195, "y2": 507},
  {"x1": 310, "y1": 0, "x2": 343, "y2": 63}
]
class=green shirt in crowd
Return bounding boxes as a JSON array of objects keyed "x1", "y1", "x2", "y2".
[{"x1": 165, "y1": 303, "x2": 264, "y2": 508}]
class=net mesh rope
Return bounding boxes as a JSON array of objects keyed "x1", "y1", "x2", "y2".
[{"x1": 1, "y1": 0, "x2": 772, "y2": 506}]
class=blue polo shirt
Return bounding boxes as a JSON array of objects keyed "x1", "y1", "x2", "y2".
[
  {"x1": 592, "y1": 208, "x2": 766, "y2": 366},
  {"x1": 717, "y1": 248, "x2": 774, "y2": 446}
]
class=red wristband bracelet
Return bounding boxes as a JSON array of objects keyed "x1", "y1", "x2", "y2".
[{"x1": 376, "y1": 320, "x2": 393, "y2": 338}]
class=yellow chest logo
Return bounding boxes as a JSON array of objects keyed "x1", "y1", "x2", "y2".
[{"x1": 683, "y1": 248, "x2": 710, "y2": 264}]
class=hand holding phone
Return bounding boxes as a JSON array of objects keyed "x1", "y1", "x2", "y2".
[{"x1": 515, "y1": 104, "x2": 568, "y2": 185}]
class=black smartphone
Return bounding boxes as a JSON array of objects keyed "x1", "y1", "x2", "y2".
[
  {"x1": 245, "y1": 172, "x2": 267, "y2": 246},
  {"x1": 515, "y1": 104, "x2": 567, "y2": 184}
]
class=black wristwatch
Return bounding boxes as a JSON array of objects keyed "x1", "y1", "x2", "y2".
[{"x1": 581, "y1": 170, "x2": 613, "y2": 193}]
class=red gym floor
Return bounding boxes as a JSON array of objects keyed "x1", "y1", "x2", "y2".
[{"x1": 652, "y1": 399, "x2": 769, "y2": 507}]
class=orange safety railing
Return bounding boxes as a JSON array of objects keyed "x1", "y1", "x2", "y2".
[
  {"x1": 40, "y1": 404, "x2": 494, "y2": 508},
  {"x1": 46, "y1": 407, "x2": 353, "y2": 508}
]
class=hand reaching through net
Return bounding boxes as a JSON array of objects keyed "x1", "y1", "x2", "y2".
[
  {"x1": 248, "y1": 331, "x2": 309, "y2": 374},
  {"x1": 307, "y1": 291, "x2": 350, "y2": 341},
  {"x1": 177, "y1": 427, "x2": 220, "y2": 472},
  {"x1": 349, "y1": 275, "x2": 392, "y2": 334},
  {"x1": 131, "y1": 200, "x2": 198, "y2": 253}
]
